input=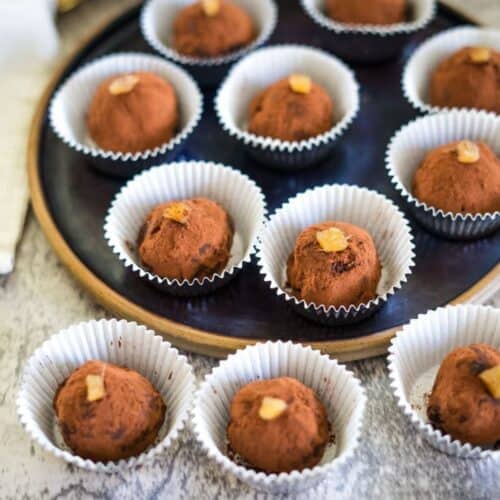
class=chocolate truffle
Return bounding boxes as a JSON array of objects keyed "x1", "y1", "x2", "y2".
[
  {"x1": 286, "y1": 222, "x2": 381, "y2": 308},
  {"x1": 325, "y1": 0, "x2": 406, "y2": 25},
  {"x1": 54, "y1": 360, "x2": 166, "y2": 462},
  {"x1": 227, "y1": 377, "x2": 329, "y2": 473},
  {"x1": 427, "y1": 344, "x2": 500, "y2": 446},
  {"x1": 138, "y1": 197, "x2": 234, "y2": 281},
  {"x1": 173, "y1": 0, "x2": 255, "y2": 58},
  {"x1": 430, "y1": 46, "x2": 500, "y2": 113},
  {"x1": 413, "y1": 140, "x2": 500, "y2": 214},
  {"x1": 87, "y1": 72, "x2": 178, "y2": 153},
  {"x1": 248, "y1": 74, "x2": 334, "y2": 142}
]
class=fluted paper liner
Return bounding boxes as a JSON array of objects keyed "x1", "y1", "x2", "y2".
[
  {"x1": 49, "y1": 53, "x2": 203, "y2": 176},
  {"x1": 104, "y1": 161, "x2": 267, "y2": 296},
  {"x1": 16, "y1": 319, "x2": 195, "y2": 472},
  {"x1": 301, "y1": 0, "x2": 435, "y2": 36},
  {"x1": 140, "y1": 0, "x2": 277, "y2": 85},
  {"x1": 300, "y1": 0, "x2": 435, "y2": 63},
  {"x1": 403, "y1": 26, "x2": 500, "y2": 114},
  {"x1": 386, "y1": 110, "x2": 500, "y2": 239},
  {"x1": 257, "y1": 184, "x2": 415, "y2": 325},
  {"x1": 216, "y1": 45, "x2": 360, "y2": 168},
  {"x1": 192, "y1": 341, "x2": 366, "y2": 494},
  {"x1": 388, "y1": 305, "x2": 500, "y2": 459}
]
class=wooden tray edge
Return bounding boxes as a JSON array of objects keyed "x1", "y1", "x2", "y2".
[{"x1": 28, "y1": 6, "x2": 500, "y2": 361}]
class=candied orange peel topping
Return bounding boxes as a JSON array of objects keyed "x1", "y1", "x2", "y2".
[
  {"x1": 316, "y1": 227, "x2": 349, "y2": 253},
  {"x1": 202, "y1": 0, "x2": 220, "y2": 16},
  {"x1": 479, "y1": 365, "x2": 500, "y2": 399},
  {"x1": 258, "y1": 396, "x2": 288, "y2": 420},
  {"x1": 288, "y1": 74, "x2": 312, "y2": 94},
  {"x1": 86, "y1": 374, "x2": 106, "y2": 402},
  {"x1": 468, "y1": 47, "x2": 491, "y2": 64},
  {"x1": 108, "y1": 74, "x2": 140, "y2": 95},
  {"x1": 163, "y1": 202, "x2": 190, "y2": 224},
  {"x1": 456, "y1": 140, "x2": 480, "y2": 164}
]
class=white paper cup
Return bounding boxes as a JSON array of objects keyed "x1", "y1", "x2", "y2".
[
  {"x1": 386, "y1": 110, "x2": 500, "y2": 240},
  {"x1": 216, "y1": 44, "x2": 360, "y2": 169},
  {"x1": 300, "y1": 0, "x2": 436, "y2": 63},
  {"x1": 16, "y1": 319, "x2": 195, "y2": 472},
  {"x1": 192, "y1": 341, "x2": 366, "y2": 494},
  {"x1": 140, "y1": 0, "x2": 278, "y2": 87},
  {"x1": 104, "y1": 161, "x2": 267, "y2": 296},
  {"x1": 49, "y1": 53, "x2": 203, "y2": 177},
  {"x1": 388, "y1": 305, "x2": 500, "y2": 459},
  {"x1": 258, "y1": 184, "x2": 415, "y2": 325},
  {"x1": 403, "y1": 26, "x2": 500, "y2": 114}
]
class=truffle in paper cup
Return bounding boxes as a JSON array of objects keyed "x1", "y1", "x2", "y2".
[
  {"x1": 104, "y1": 161, "x2": 267, "y2": 296},
  {"x1": 258, "y1": 184, "x2": 415, "y2": 325},
  {"x1": 140, "y1": 0, "x2": 278, "y2": 87},
  {"x1": 403, "y1": 26, "x2": 500, "y2": 114},
  {"x1": 49, "y1": 53, "x2": 203, "y2": 177},
  {"x1": 16, "y1": 319, "x2": 195, "y2": 472},
  {"x1": 216, "y1": 45, "x2": 360, "y2": 169},
  {"x1": 192, "y1": 341, "x2": 366, "y2": 494},
  {"x1": 300, "y1": 0, "x2": 436, "y2": 63},
  {"x1": 386, "y1": 109, "x2": 500, "y2": 240},
  {"x1": 388, "y1": 305, "x2": 500, "y2": 459}
]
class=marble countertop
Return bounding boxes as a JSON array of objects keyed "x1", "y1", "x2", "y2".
[{"x1": 1, "y1": 1, "x2": 499, "y2": 498}]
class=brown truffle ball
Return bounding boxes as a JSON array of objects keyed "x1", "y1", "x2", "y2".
[
  {"x1": 54, "y1": 360, "x2": 166, "y2": 462},
  {"x1": 413, "y1": 141, "x2": 500, "y2": 215},
  {"x1": 173, "y1": 0, "x2": 255, "y2": 58},
  {"x1": 138, "y1": 197, "x2": 234, "y2": 281},
  {"x1": 287, "y1": 221, "x2": 381, "y2": 308},
  {"x1": 227, "y1": 377, "x2": 330, "y2": 473},
  {"x1": 427, "y1": 344, "x2": 500, "y2": 446},
  {"x1": 325, "y1": 0, "x2": 406, "y2": 25},
  {"x1": 87, "y1": 72, "x2": 178, "y2": 153},
  {"x1": 430, "y1": 47, "x2": 500, "y2": 113},
  {"x1": 248, "y1": 76, "x2": 334, "y2": 142}
]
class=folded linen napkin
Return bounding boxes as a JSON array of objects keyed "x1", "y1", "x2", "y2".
[
  {"x1": 0, "y1": 0, "x2": 59, "y2": 274},
  {"x1": 441, "y1": 0, "x2": 500, "y2": 27}
]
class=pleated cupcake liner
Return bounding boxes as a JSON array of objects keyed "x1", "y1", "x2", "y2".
[
  {"x1": 386, "y1": 110, "x2": 500, "y2": 240},
  {"x1": 300, "y1": 0, "x2": 436, "y2": 63},
  {"x1": 49, "y1": 52, "x2": 203, "y2": 177},
  {"x1": 16, "y1": 319, "x2": 195, "y2": 472},
  {"x1": 388, "y1": 305, "x2": 500, "y2": 459},
  {"x1": 257, "y1": 184, "x2": 415, "y2": 326},
  {"x1": 403, "y1": 26, "x2": 500, "y2": 114},
  {"x1": 192, "y1": 340, "x2": 366, "y2": 494},
  {"x1": 215, "y1": 44, "x2": 360, "y2": 169},
  {"x1": 140, "y1": 0, "x2": 278, "y2": 87},
  {"x1": 104, "y1": 161, "x2": 267, "y2": 296}
]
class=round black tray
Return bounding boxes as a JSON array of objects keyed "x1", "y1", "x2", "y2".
[{"x1": 30, "y1": 1, "x2": 499, "y2": 359}]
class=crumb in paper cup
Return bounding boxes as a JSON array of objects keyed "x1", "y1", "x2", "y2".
[
  {"x1": 300, "y1": 0, "x2": 436, "y2": 63},
  {"x1": 16, "y1": 319, "x2": 195, "y2": 472},
  {"x1": 386, "y1": 109, "x2": 500, "y2": 239},
  {"x1": 402, "y1": 26, "x2": 500, "y2": 114},
  {"x1": 388, "y1": 305, "x2": 500, "y2": 459},
  {"x1": 49, "y1": 52, "x2": 203, "y2": 177},
  {"x1": 257, "y1": 183, "x2": 415, "y2": 325},
  {"x1": 192, "y1": 341, "x2": 366, "y2": 494},
  {"x1": 140, "y1": 0, "x2": 278, "y2": 87},
  {"x1": 104, "y1": 161, "x2": 267, "y2": 296},
  {"x1": 216, "y1": 44, "x2": 360, "y2": 168}
]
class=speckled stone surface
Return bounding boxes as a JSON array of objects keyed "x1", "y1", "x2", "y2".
[{"x1": 1, "y1": 1, "x2": 500, "y2": 498}]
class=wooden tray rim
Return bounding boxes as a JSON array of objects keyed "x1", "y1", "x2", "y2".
[{"x1": 28, "y1": 5, "x2": 500, "y2": 360}]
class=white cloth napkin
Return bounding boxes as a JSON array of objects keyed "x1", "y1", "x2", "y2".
[
  {"x1": 0, "y1": 0, "x2": 59, "y2": 274},
  {"x1": 441, "y1": 0, "x2": 500, "y2": 28}
]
